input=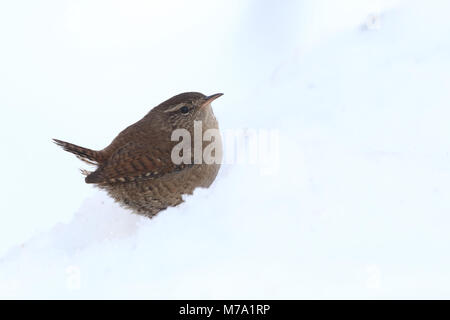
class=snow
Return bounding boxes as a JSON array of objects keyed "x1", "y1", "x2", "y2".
[{"x1": 1, "y1": 0, "x2": 450, "y2": 298}]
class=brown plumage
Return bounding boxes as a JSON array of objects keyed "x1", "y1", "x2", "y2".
[{"x1": 54, "y1": 92, "x2": 223, "y2": 217}]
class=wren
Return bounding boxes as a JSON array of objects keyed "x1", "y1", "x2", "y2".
[{"x1": 54, "y1": 92, "x2": 223, "y2": 218}]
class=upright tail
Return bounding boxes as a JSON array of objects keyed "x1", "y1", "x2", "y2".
[{"x1": 53, "y1": 139, "x2": 104, "y2": 165}]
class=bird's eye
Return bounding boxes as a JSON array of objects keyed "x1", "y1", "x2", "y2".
[{"x1": 180, "y1": 106, "x2": 189, "y2": 114}]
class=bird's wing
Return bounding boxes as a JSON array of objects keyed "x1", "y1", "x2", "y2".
[{"x1": 85, "y1": 141, "x2": 186, "y2": 184}]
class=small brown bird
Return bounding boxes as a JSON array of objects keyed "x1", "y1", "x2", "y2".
[{"x1": 54, "y1": 92, "x2": 223, "y2": 218}]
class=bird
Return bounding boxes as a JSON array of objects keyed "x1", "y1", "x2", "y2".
[{"x1": 53, "y1": 92, "x2": 223, "y2": 218}]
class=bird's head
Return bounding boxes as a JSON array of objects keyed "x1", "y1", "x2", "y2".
[{"x1": 149, "y1": 92, "x2": 223, "y2": 132}]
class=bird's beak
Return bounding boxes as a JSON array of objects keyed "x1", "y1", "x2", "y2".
[{"x1": 201, "y1": 93, "x2": 223, "y2": 108}]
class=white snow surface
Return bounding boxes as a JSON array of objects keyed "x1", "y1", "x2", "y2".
[{"x1": 1, "y1": 0, "x2": 450, "y2": 298}]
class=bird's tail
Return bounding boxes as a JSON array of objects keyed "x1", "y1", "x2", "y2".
[{"x1": 53, "y1": 139, "x2": 103, "y2": 165}]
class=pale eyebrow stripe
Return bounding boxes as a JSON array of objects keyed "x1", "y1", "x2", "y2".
[{"x1": 164, "y1": 103, "x2": 186, "y2": 113}]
